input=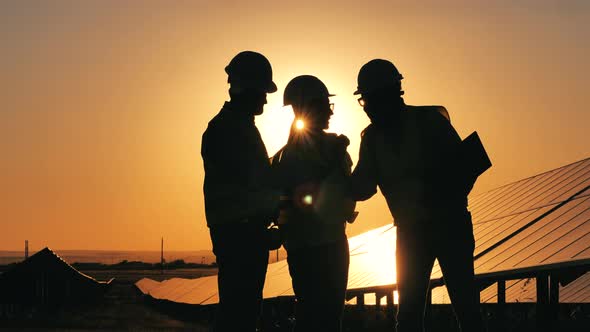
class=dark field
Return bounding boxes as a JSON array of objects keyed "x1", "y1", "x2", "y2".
[
  {"x1": 0, "y1": 269, "x2": 215, "y2": 332},
  {"x1": 1, "y1": 268, "x2": 589, "y2": 331}
]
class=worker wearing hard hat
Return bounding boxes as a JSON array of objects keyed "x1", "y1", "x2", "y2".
[
  {"x1": 349, "y1": 59, "x2": 484, "y2": 332},
  {"x1": 271, "y1": 75, "x2": 356, "y2": 332},
  {"x1": 201, "y1": 51, "x2": 281, "y2": 332}
]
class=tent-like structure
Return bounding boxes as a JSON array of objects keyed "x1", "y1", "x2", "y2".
[
  {"x1": 0, "y1": 247, "x2": 113, "y2": 317},
  {"x1": 137, "y1": 157, "x2": 590, "y2": 306}
]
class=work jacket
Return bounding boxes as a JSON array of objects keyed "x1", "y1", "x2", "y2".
[
  {"x1": 271, "y1": 129, "x2": 355, "y2": 251},
  {"x1": 351, "y1": 105, "x2": 468, "y2": 226},
  {"x1": 201, "y1": 102, "x2": 280, "y2": 227}
]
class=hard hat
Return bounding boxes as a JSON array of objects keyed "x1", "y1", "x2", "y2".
[
  {"x1": 225, "y1": 51, "x2": 277, "y2": 93},
  {"x1": 354, "y1": 59, "x2": 403, "y2": 95},
  {"x1": 283, "y1": 75, "x2": 335, "y2": 107}
]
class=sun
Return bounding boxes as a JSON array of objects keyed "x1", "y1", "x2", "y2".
[{"x1": 295, "y1": 119, "x2": 305, "y2": 130}]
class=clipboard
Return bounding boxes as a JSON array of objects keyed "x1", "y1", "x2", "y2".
[{"x1": 460, "y1": 131, "x2": 492, "y2": 178}]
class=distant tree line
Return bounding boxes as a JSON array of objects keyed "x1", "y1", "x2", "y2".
[
  {"x1": 0, "y1": 259, "x2": 218, "y2": 272},
  {"x1": 70, "y1": 259, "x2": 217, "y2": 270}
]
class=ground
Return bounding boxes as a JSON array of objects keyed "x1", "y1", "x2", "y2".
[
  {"x1": 0, "y1": 269, "x2": 214, "y2": 332},
  {"x1": 1, "y1": 269, "x2": 589, "y2": 331}
]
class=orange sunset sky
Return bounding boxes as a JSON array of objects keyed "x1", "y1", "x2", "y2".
[{"x1": 1, "y1": 1, "x2": 588, "y2": 251}]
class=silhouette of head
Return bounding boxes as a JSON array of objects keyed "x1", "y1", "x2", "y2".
[
  {"x1": 226, "y1": 51, "x2": 277, "y2": 115},
  {"x1": 283, "y1": 75, "x2": 335, "y2": 131},
  {"x1": 355, "y1": 59, "x2": 405, "y2": 125}
]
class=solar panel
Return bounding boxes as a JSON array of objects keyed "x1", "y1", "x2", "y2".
[
  {"x1": 559, "y1": 272, "x2": 590, "y2": 303},
  {"x1": 136, "y1": 278, "x2": 161, "y2": 294},
  {"x1": 347, "y1": 224, "x2": 396, "y2": 288},
  {"x1": 261, "y1": 260, "x2": 294, "y2": 298}
]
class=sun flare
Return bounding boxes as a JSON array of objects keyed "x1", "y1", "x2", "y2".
[{"x1": 295, "y1": 119, "x2": 305, "y2": 130}]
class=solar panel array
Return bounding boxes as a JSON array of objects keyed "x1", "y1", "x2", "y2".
[
  {"x1": 137, "y1": 157, "x2": 590, "y2": 305},
  {"x1": 432, "y1": 157, "x2": 590, "y2": 303},
  {"x1": 135, "y1": 225, "x2": 400, "y2": 305}
]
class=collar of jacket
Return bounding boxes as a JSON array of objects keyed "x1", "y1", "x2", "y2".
[
  {"x1": 370, "y1": 103, "x2": 405, "y2": 130},
  {"x1": 222, "y1": 101, "x2": 255, "y2": 125}
]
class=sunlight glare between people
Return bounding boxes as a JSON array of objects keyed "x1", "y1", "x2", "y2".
[{"x1": 295, "y1": 119, "x2": 305, "y2": 130}]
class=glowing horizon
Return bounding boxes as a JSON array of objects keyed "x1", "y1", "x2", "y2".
[{"x1": 1, "y1": 1, "x2": 589, "y2": 251}]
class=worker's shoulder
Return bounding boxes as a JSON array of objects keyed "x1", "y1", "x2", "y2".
[
  {"x1": 324, "y1": 132, "x2": 350, "y2": 148},
  {"x1": 360, "y1": 123, "x2": 376, "y2": 139},
  {"x1": 406, "y1": 105, "x2": 450, "y2": 122},
  {"x1": 269, "y1": 145, "x2": 286, "y2": 166},
  {"x1": 204, "y1": 109, "x2": 239, "y2": 136}
]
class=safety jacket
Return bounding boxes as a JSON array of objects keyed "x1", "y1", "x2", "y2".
[
  {"x1": 271, "y1": 130, "x2": 355, "y2": 251},
  {"x1": 201, "y1": 102, "x2": 280, "y2": 227},
  {"x1": 351, "y1": 105, "x2": 467, "y2": 225}
]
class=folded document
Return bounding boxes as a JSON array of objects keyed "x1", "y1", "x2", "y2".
[{"x1": 461, "y1": 131, "x2": 492, "y2": 178}]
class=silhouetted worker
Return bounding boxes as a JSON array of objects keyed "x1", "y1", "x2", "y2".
[
  {"x1": 349, "y1": 59, "x2": 483, "y2": 332},
  {"x1": 201, "y1": 51, "x2": 280, "y2": 332},
  {"x1": 271, "y1": 75, "x2": 355, "y2": 332}
]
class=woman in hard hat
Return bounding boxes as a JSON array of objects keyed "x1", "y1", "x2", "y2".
[{"x1": 271, "y1": 75, "x2": 356, "y2": 332}]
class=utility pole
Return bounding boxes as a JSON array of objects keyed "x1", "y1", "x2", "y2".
[
  {"x1": 161, "y1": 237, "x2": 164, "y2": 275},
  {"x1": 24, "y1": 240, "x2": 29, "y2": 260}
]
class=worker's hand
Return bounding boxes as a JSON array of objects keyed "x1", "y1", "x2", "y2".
[{"x1": 279, "y1": 195, "x2": 293, "y2": 209}]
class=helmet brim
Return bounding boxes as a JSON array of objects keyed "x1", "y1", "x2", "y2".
[{"x1": 267, "y1": 81, "x2": 278, "y2": 93}]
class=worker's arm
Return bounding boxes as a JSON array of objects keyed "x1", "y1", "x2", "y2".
[{"x1": 349, "y1": 127, "x2": 379, "y2": 201}]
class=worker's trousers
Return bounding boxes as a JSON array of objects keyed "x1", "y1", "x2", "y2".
[
  {"x1": 210, "y1": 223, "x2": 269, "y2": 332},
  {"x1": 395, "y1": 210, "x2": 484, "y2": 332},
  {"x1": 287, "y1": 237, "x2": 350, "y2": 332}
]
